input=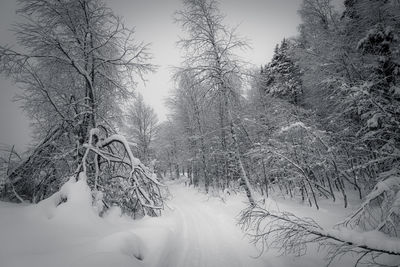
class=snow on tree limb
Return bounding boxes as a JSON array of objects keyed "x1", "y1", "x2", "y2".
[
  {"x1": 240, "y1": 205, "x2": 400, "y2": 266},
  {"x1": 339, "y1": 175, "x2": 400, "y2": 237},
  {"x1": 78, "y1": 127, "x2": 165, "y2": 216}
]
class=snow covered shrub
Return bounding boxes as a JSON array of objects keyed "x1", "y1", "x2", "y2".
[
  {"x1": 258, "y1": 121, "x2": 337, "y2": 209},
  {"x1": 0, "y1": 145, "x2": 25, "y2": 202},
  {"x1": 245, "y1": 97, "x2": 341, "y2": 209},
  {"x1": 3, "y1": 126, "x2": 166, "y2": 219},
  {"x1": 340, "y1": 171, "x2": 400, "y2": 237}
]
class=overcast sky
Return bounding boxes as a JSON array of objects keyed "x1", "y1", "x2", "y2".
[{"x1": 0, "y1": 0, "x2": 333, "y2": 151}]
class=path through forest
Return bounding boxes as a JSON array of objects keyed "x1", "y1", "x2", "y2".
[
  {"x1": 0, "y1": 179, "x2": 339, "y2": 267},
  {"x1": 141, "y1": 181, "x2": 335, "y2": 267},
  {"x1": 147, "y1": 182, "x2": 267, "y2": 267}
]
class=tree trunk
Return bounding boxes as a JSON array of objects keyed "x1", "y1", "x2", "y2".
[
  {"x1": 227, "y1": 107, "x2": 255, "y2": 206},
  {"x1": 262, "y1": 158, "x2": 269, "y2": 198}
]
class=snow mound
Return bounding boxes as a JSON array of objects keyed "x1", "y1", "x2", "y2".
[
  {"x1": 36, "y1": 173, "x2": 100, "y2": 224},
  {"x1": 0, "y1": 172, "x2": 152, "y2": 267},
  {"x1": 96, "y1": 231, "x2": 146, "y2": 260}
]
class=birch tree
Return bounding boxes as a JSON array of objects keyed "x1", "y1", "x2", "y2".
[
  {"x1": 169, "y1": 71, "x2": 210, "y2": 187},
  {"x1": 126, "y1": 94, "x2": 159, "y2": 164},
  {"x1": 175, "y1": 0, "x2": 255, "y2": 204}
]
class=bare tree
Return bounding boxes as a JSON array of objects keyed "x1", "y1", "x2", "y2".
[
  {"x1": 1, "y1": 0, "x2": 153, "y2": 140},
  {"x1": 168, "y1": 71, "x2": 210, "y2": 186},
  {"x1": 126, "y1": 93, "x2": 159, "y2": 164},
  {"x1": 0, "y1": 0, "x2": 163, "y2": 216},
  {"x1": 154, "y1": 120, "x2": 187, "y2": 180},
  {"x1": 175, "y1": 0, "x2": 255, "y2": 204}
]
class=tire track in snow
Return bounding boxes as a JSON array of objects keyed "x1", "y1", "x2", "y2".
[{"x1": 152, "y1": 183, "x2": 267, "y2": 267}]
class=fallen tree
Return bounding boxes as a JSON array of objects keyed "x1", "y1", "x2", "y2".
[{"x1": 240, "y1": 174, "x2": 400, "y2": 266}]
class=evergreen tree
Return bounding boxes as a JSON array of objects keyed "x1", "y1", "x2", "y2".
[{"x1": 262, "y1": 39, "x2": 303, "y2": 104}]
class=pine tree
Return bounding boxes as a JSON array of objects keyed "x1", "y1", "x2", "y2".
[{"x1": 262, "y1": 39, "x2": 303, "y2": 104}]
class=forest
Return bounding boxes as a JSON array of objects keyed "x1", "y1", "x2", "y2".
[{"x1": 0, "y1": 0, "x2": 399, "y2": 266}]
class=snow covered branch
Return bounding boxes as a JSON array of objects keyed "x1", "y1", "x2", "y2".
[
  {"x1": 78, "y1": 127, "x2": 166, "y2": 217},
  {"x1": 339, "y1": 174, "x2": 400, "y2": 237},
  {"x1": 240, "y1": 205, "x2": 400, "y2": 266}
]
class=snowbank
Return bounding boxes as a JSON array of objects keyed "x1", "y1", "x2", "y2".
[
  {"x1": 36, "y1": 173, "x2": 99, "y2": 222},
  {"x1": 1, "y1": 178, "x2": 397, "y2": 267},
  {"x1": 0, "y1": 173, "x2": 151, "y2": 267}
]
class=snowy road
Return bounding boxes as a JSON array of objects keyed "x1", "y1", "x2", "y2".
[
  {"x1": 146, "y1": 183, "x2": 267, "y2": 267},
  {"x1": 0, "y1": 179, "x2": 343, "y2": 267}
]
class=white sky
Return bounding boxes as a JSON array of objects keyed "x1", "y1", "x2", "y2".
[
  {"x1": 1, "y1": 0, "x2": 340, "y2": 151},
  {"x1": 118, "y1": 0, "x2": 305, "y2": 121}
]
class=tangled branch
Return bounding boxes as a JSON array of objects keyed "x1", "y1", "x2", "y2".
[{"x1": 78, "y1": 128, "x2": 165, "y2": 216}]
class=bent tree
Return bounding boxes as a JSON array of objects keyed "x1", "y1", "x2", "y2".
[{"x1": 0, "y1": 0, "x2": 163, "y2": 216}]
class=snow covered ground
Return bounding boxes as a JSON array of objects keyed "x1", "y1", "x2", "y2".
[{"x1": 0, "y1": 178, "x2": 395, "y2": 267}]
